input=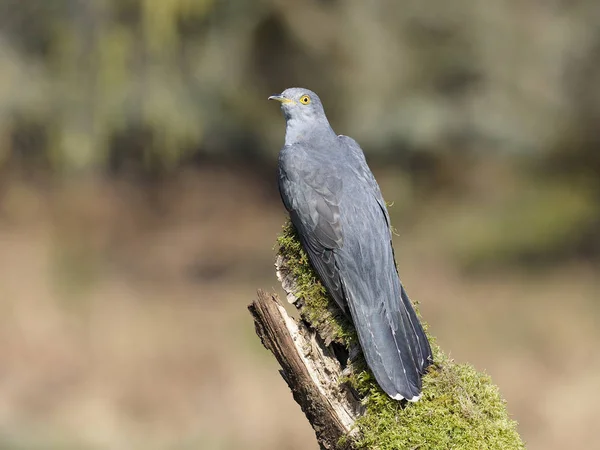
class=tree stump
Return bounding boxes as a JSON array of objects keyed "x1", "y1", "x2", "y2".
[{"x1": 249, "y1": 223, "x2": 526, "y2": 449}]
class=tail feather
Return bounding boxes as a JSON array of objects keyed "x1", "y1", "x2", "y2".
[
  {"x1": 342, "y1": 278, "x2": 424, "y2": 401},
  {"x1": 400, "y1": 285, "x2": 433, "y2": 373}
]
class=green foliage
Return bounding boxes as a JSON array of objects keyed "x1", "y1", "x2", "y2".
[
  {"x1": 0, "y1": 0, "x2": 252, "y2": 172},
  {"x1": 1, "y1": 0, "x2": 599, "y2": 174},
  {"x1": 277, "y1": 221, "x2": 525, "y2": 449},
  {"x1": 2, "y1": 0, "x2": 599, "y2": 261}
]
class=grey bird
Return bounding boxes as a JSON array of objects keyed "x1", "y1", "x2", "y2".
[{"x1": 269, "y1": 87, "x2": 432, "y2": 401}]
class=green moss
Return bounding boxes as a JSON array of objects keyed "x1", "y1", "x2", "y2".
[
  {"x1": 277, "y1": 221, "x2": 525, "y2": 450},
  {"x1": 277, "y1": 223, "x2": 357, "y2": 345}
]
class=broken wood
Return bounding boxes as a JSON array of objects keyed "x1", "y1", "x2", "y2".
[{"x1": 248, "y1": 289, "x2": 360, "y2": 450}]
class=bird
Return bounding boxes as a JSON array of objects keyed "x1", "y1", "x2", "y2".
[{"x1": 269, "y1": 87, "x2": 432, "y2": 402}]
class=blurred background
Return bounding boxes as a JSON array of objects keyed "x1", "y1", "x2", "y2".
[{"x1": 0, "y1": 0, "x2": 599, "y2": 449}]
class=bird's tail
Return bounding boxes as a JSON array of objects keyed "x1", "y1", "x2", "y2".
[
  {"x1": 400, "y1": 284, "x2": 432, "y2": 375},
  {"x1": 343, "y1": 280, "x2": 432, "y2": 402}
]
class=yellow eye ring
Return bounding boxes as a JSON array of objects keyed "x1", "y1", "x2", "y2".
[{"x1": 299, "y1": 95, "x2": 311, "y2": 105}]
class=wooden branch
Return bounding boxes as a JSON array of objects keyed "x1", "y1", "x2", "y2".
[{"x1": 248, "y1": 289, "x2": 360, "y2": 449}]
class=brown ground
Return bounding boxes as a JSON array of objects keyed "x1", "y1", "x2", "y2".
[{"x1": 0, "y1": 167, "x2": 598, "y2": 450}]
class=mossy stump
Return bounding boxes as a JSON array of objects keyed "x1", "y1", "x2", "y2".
[{"x1": 249, "y1": 222, "x2": 525, "y2": 449}]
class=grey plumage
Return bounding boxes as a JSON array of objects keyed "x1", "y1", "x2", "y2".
[{"x1": 270, "y1": 87, "x2": 432, "y2": 401}]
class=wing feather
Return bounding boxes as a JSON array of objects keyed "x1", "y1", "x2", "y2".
[
  {"x1": 278, "y1": 139, "x2": 432, "y2": 400},
  {"x1": 279, "y1": 145, "x2": 346, "y2": 311}
]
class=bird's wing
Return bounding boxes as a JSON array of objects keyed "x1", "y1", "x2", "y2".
[
  {"x1": 278, "y1": 145, "x2": 346, "y2": 311},
  {"x1": 279, "y1": 140, "x2": 432, "y2": 401},
  {"x1": 338, "y1": 135, "x2": 391, "y2": 230},
  {"x1": 337, "y1": 135, "x2": 432, "y2": 397},
  {"x1": 332, "y1": 190, "x2": 427, "y2": 400}
]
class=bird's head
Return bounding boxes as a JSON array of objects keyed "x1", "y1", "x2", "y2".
[{"x1": 268, "y1": 87, "x2": 326, "y2": 123}]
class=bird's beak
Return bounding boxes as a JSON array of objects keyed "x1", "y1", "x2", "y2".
[{"x1": 268, "y1": 94, "x2": 294, "y2": 104}]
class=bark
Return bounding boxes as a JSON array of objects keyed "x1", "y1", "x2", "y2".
[
  {"x1": 248, "y1": 255, "x2": 363, "y2": 449},
  {"x1": 249, "y1": 290, "x2": 361, "y2": 449}
]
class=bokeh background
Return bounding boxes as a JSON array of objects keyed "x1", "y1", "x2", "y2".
[{"x1": 0, "y1": 1, "x2": 599, "y2": 449}]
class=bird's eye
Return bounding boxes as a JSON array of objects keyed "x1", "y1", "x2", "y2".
[{"x1": 299, "y1": 95, "x2": 311, "y2": 105}]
